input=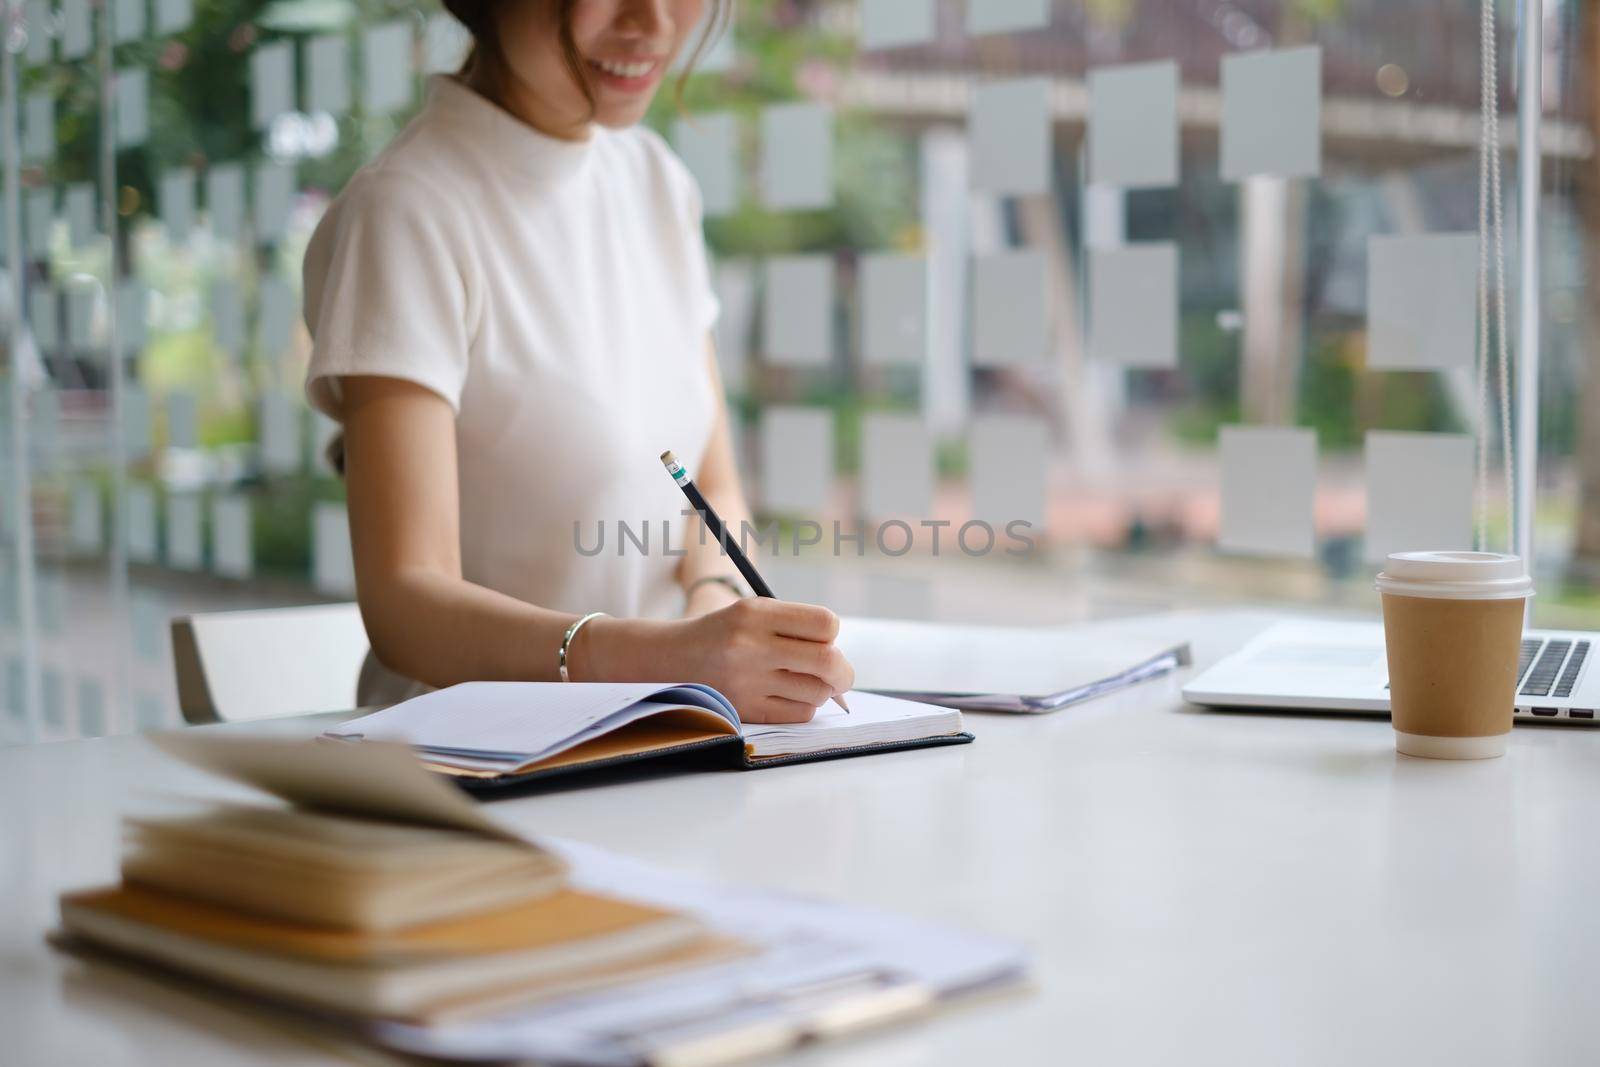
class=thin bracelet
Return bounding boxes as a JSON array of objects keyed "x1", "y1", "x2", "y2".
[
  {"x1": 558, "y1": 612, "x2": 609, "y2": 682},
  {"x1": 687, "y1": 574, "x2": 749, "y2": 600}
]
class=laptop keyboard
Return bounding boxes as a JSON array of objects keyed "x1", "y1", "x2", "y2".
[{"x1": 1518, "y1": 638, "x2": 1591, "y2": 698}]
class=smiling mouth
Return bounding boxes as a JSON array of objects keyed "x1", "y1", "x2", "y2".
[{"x1": 587, "y1": 56, "x2": 664, "y2": 87}]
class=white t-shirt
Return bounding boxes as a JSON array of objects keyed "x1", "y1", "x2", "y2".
[{"x1": 304, "y1": 75, "x2": 720, "y2": 705}]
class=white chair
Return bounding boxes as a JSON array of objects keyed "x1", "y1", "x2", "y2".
[{"x1": 170, "y1": 603, "x2": 370, "y2": 724}]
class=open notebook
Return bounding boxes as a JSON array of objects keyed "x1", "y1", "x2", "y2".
[{"x1": 325, "y1": 683, "x2": 971, "y2": 791}]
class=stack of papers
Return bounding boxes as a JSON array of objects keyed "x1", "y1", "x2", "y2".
[{"x1": 840, "y1": 617, "x2": 1192, "y2": 712}]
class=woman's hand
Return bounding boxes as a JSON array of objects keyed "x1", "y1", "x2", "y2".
[{"x1": 578, "y1": 600, "x2": 854, "y2": 724}]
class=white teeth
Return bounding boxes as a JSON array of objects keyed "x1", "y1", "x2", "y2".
[{"x1": 594, "y1": 59, "x2": 654, "y2": 79}]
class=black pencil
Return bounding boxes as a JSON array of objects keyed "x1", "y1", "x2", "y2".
[{"x1": 661, "y1": 450, "x2": 849, "y2": 713}]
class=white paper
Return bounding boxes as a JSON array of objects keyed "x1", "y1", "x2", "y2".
[
  {"x1": 672, "y1": 112, "x2": 738, "y2": 218},
  {"x1": 1088, "y1": 60, "x2": 1178, "y2": 189},
  {"x1": 23, "y1": 0, "x2": 52, "y2": 65},
  {"x1": 210, "y1": 280, "x2": 244, "y2": 354},
  {"x1": 762, "y1": 254, "x2": 833, "y2": 365},
  {"x1": 154, "y1": 0, "x2": 192, "y2": 35},
  {"x1": 165, "y1": 493, "x2": 204, "y2": 571},
  {"x1": 313, "y1": 501, "x2": 356, "y2": 595},
  {"x1": 1366, "y1": 233, "x2": 1478, "y2": 371},
  {"x1": 28, "y1": 287, "x2": 59, "y2": 352},
  {"x1": 256, "y1": 274, "x2": 296, "y2": 357},
  {"x1": 860, "y1": 253, "x2": 928, "y2": 366},
  {"x1": 1088, "y1": 242, "x2": 1178, "y2": 368},
  {"x1": 114, "y1": 0, "x2": 147, "y2": 43},
  {"x1": 252, "y1": 161, "x2": 295, "y2": 241},
  {"x1": 122, "y1": 386, "x2": 153, "y2": 461},
  {"x1": 362, "y1": 20, "x2": 415, "y2": 116},
  {"x1": 969, "y1": 414, "x2": 1048, "y2": 531},
  {"x1": 760, "y1": 103, "x2": 833, "y2": 211},
  {"x1": 61, "y1": 0, "x2": 92, "y2": 60},
  {"x1": 23, "y1": 92, "x2": 53, "y2": 163},
  {"x1": 206, "y1": 163, "x2": 245, "y2": 242},
  {"x1": 759, "y1": 406, "x2": 833, "y2": 514},
  {"x1": 64, "y1": 183, "x2": 96, "y2": 248},
  {"x1": 127, "y1": 483, "x2": 159, "y2": 562},
  {"x1": 972, "y1": 250, "x2": 1049, "y2": 366},
  {"x1": 971, "y1": 78, "x2": 1051, "y2": 196},
  {"x1": 24, "y1": 187, "x2": 54, "y2": 258},
  {"x1": 1220, "y1": 46, "x2": 1322, "y2": 181},
  {"x1": 306, "y1": 34, "x2": 352, "y2": 115},
  {"x1": 117, "y1": 280, "x2": 149, "y2": 356},
  {"x1": 166, "y1": 390, "x2": 199, "y2": 449},
  {"x1": 159, "y1": 167, "x2": 197, "y2": 244},
  {"x1": 259, "y1": 391, "x2": 302, "y2": 474},
  {"x1": 967, "y1": 0, "x2": 1050, "y2": 35},
  {"x1": 116, "y1": 68, "x2": 150, "y2": 148},
  {"x1": 250, "y1": 41, "x2": 294, "y2": 130},
  {"x1": 1364, "y1": 432, "x2": 1475, "y2": 562},
  {"x1": 861, "y1": 0, "x2": 936, "y2": 49},
  {"x1": 423, "y1": 14, "x2": 470, "y2": 75},
  {"x1": 860, "y1": 412, "x2": 934, "y2": 521},
  {"x1": 1218, "y1": 425, "x2": 1317, "y2": 557},
  {"x1": 70, "y1": 481, "x2": 103, "y2": 554},
  {"x1": 211, "y1": 494, "x2": 253, "y2": 579}
]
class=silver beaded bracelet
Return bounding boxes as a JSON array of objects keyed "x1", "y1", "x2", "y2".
[{"x1": 558, "y1": 612, "x2": 609, "y2": 683}]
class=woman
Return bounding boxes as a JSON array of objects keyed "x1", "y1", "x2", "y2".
[{"x1": 302, "y1": 0, "x2": 853, "y2": 721}]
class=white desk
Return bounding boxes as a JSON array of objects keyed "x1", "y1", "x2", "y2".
[{"x1": 5, "y1": 610, "x2": 1599, "y2": 1066}]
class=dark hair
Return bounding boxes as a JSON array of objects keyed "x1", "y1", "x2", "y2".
[{"x1": 442, "y1": 0, "x2": 732, "y2": 110}]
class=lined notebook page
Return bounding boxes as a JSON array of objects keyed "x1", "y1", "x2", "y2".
[{"x1": 741, "y1": 692, "x2": 964, "y2": 759}]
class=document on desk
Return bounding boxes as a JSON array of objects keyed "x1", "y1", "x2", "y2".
[{"x1": 838, "y1": 616, "x2": 1192, "y2": 713}]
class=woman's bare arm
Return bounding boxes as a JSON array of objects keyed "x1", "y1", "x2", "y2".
[{"x1": 337, "y1": 373, "x2": 851, "y2": 718}]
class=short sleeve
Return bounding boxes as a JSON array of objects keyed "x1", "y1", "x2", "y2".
[{"x1": 302, "y1": 173, "x2": 474, "y2": 419}]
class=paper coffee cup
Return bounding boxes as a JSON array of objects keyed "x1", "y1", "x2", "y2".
[{"x1": 1375, "y1": 551, "x2": 1534, "y2": 760}]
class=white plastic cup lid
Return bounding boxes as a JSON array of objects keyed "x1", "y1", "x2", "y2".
[{"x1": 1375, "y1": 551, "x2": 1535, "y2": 601}]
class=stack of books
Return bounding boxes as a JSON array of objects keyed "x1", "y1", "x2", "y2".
[{"x1": 59, "y1": 800, "x2": 742, "y2": 1023}]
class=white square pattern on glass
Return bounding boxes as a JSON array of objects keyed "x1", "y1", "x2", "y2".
[
  {"x1": 971, "y1": 78, "x2": 1051, "y2": 196},
  {"x1": 159, "y1": 168, "x2": 196, "y2": 243},
  {"x1": 967, "y1": 0, "x2": 1050, "y2": 36},
  {"x1": 127, "y1": 483, "x2": 158, "y2": 563},
  {"x1": 969, "y1": 414, "x2": 1048, "y2": 532},
  {"x1": 763, "y1": 255, "x2": 834, "y2": 365},
  {"x1": 114, "y1": 0, "x2": 146, "y2": 43},
  {"x1": 760, "y1": 103, "x2": 833, "y2": 211},
  {"x1": 1220, "y1": 46, "x2": 1322, "y2": 180},
  {"x1": 257, "y1": 275, "x2": 296, "y2": 357},
  {"x1": 860, "y1": 253, "x2": 928, "y2": 366},
  {"x1": 1366, "y1": 233, "x2": 1478, "y2": 371},
  {"x1": 123, "y1": 387, "x2": 152, "y2": 461},
  {"x1": 70, "y1": 482, "x2": 102, "y2": 554},
  {"x1": 860, "y1": 412, "x2": 934, "y2": 521},
  {"x1": 116, "y1": 68, "x2": 149, "y2": 148},
  {"x1": 363, "y1": 20, "x2": 416, "y2": 116},
  {"x1": 259, "y1": 392, "x2": 302, "y2": 475},
  {"x1": 973, "y1": 250, "x2": 1049, "y2": 366},
  {"x1": 760, "y1": 407, "x2": 833, "y2": 515},
  {"x1": 1088, "y1": 242, "x2": 1178, "y2": 368},
  {"x1": 212, "y1": 495, "x2": 253, "y2": 580},
  {"x1": 250, "y1": 41, "x2": 294, "y2": 130},
  {"x1": 206, "y1": 164, "x2": 245, "y2": 242},
  {"x1": 1088, "y1": 60, "x2": 1178, "y2": 189},
  {"x1": 672, "y1": 113, "x2": 739, "y2": 218},
  {"x1": 313, "y1": 502, "x2": 356, "y2": 595},
  {"x1": 1364, "y1": 431, "x2": 1475, "y2": 563},
  {"x1": 712, "y1": 259, "x2": 756, "y2": 391},
  {"x1": 1218, "y1": 425, "x2": 1317, "y2": 558},
  {"x1": 165, "y1": 493, "x2": 203, "y2": 571},
  {"x1": 253, "y1": 162, "x2": 296, "y2": 242},
  {"x1": 861, "y1": 0, "x2": 936, "y2": 49},
  {"x1": 167, "y1": 390, "x2": 199, "y2": 449},
  {"x1": 307, "y1": 34, "x2": 351, "y2": 116}
]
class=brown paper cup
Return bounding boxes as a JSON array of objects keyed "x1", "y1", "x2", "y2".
[{"x1": 1376, "y1": 552, "x2": 1534, "y2": 760}]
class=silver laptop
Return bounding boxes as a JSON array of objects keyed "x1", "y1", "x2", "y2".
[{"x1": 1183, "y1": 620, "x2": 1600, "y2": 724}]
